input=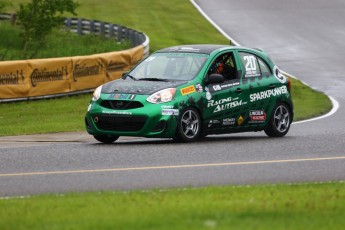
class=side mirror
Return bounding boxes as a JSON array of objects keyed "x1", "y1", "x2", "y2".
[{"x1": 206, "y1": 74, "x2": 224, "y2": 84}]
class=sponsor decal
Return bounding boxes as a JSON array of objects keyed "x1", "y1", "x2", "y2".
[
  {"x1": 180, "y1": 85, "x2": 196, "y2": 95},
  {"x1": 220, "y1": 82, "x2": 240, "y2": 89},
  {"x1": 273, "y1": 66, "x2": 287, "y2": 83},
  {"x1": 206, "y1": 92, "x2": 212, "y2": 100},
  {"x1": 30, "y1": 67, "x2": 68, "y2": 87},
  {"x1": 207, "y1": 97, "x2": 247, "y2": 113},
  {"x1": 223, "y1": 118, "x2": 236, "y2": 126},
  {"x1": 73, "y1": 63, "x2": 102, "y2": 81},
  {"x1": 212, "y1": 85, "x2": 221, "y2": 91},
  {"x1": 208, "y1": 119, "x2": 221, "y2": 128},
  {"x1": 213, "y1": 100, "x2": 244, "y2": 113},
  {"x1": 0, "y1": 70, "x2": 25, "y2": 85},
  {"x1": 238, "y1": 115, "x2": 244, "y2": 125},
  {"x1": 102, "y1": 111, "x2": 132, "y2": 115},
  {"x1": 162, "y1": 109, "x2": 179, "y2": 116},
  {"x1": 249, "y1": 85, "x2": 288, "y2": 102},
  {"x1": 195, "y1": 83, "x2": 203, "y2": 93},
  {"x1": 249, "y1": 110, "x2": 266, "y2": 123},
  {"x1": 161, "y1": 105, "x2": 179, "y2": 115},
  {"x1": 243, "y1": 55, "x2": 260, "y2": 78}
]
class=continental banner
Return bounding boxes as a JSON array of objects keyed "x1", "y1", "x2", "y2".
[
  {"x1": 0, "y1": 45, "x2": 145, "y2": 100},
  {"x1": 0, "y1": 60, "x2": 30, "y2": 99},
  {"x1": 28, "y1": 57, "x2": 72, "y2": 97},
  {"x1": 71, "y1": 55, "x2": 105, "y2": 91}
]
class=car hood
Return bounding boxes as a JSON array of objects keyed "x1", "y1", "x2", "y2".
[{"x1": 101, "y1": 79, "x2": 188, "y2": 95}]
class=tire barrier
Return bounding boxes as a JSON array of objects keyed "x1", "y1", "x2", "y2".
[{"x1": 0, "y1": 14, "x2": 150, "y2": 102}]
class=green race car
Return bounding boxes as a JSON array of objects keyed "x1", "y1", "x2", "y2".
[{"x1": 85, "y1": 45, "x2": 293, "y2": 143}]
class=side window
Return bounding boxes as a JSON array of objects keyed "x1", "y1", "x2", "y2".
[
  {"x1": 208, "y1": 52, "x2": 237, "y2": 81},
  {"x1": 258, "y1": 58, "x2": 271, "y2": 77},
  {"x1": 239, "y1": 52, "x2": 260, "y2": 78}
]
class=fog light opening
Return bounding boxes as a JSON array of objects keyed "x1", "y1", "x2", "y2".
[{"x1": 152, "y1": 120, "x2": 167, "y2": 132}]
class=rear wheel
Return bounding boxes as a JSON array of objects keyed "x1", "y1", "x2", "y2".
[
  {"x1": 174, "y1": 107, "x2": 202, "y2": 142},
  {"x1": 264, "y1": 103, "x2": 291, "y2": 137},
  {"x1": 93, "y1": 135, "x2": 119, "y2": 144}
]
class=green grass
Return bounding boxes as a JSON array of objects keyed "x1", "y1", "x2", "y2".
[
  {"x1": 1, "y1": 182, "x2": 344, "y2": 229},
  {"x1": 290, "y1": 77, "x2": 332, "y2": 121}
]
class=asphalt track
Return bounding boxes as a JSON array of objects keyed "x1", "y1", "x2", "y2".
[{"x1": 1, "y1": 0, "x2": 345, "y2": 197}]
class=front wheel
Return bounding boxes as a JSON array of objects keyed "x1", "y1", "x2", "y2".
[
  {"x1": 174, "y1": 107, "x2": 202, "y2": 142},
  {"x1": 93, "y1": 135, "x2": 119, "y2": 144},
  {"x1": 264, "y1": 103, "x2": 291, "y2": 137}
]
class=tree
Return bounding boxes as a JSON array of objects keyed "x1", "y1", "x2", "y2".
[{"x1": 17, "y1": 0, "x2": 79, "y2": 57}]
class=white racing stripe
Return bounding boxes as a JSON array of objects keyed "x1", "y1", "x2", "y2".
[{"x1": 1, "y1": 156, "x2": 345, "y2": 178}]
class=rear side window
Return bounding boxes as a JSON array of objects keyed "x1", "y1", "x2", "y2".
[
  {"x1": 239, "y1": 52, "x2": 272, "y2": 78},
  {"x1": 258, "y1": 58, "x2": 271, "y2": 77}
]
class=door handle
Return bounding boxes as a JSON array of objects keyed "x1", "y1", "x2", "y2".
[
  {"x1": 235, "y1": 88, "x2": 243, "y2": 93},
  {"x1": 269, "y1": 84, "x2": 276, "y2": 89}
]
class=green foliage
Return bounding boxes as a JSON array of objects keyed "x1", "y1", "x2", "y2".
[
  {"x1": 0, "y1": 0, "x2": 10, "y2": 11},
  {"x1": 16, "y1": 0, "x2": 79, "y2": 58}
]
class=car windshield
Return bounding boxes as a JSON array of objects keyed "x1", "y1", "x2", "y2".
[{"x1": 128, "y1": 52, "x2": 209, "y2": 81}]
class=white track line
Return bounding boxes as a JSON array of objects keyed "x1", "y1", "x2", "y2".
[{"x1": 1, "y1": 156, "x2": 345, "y2": 178}]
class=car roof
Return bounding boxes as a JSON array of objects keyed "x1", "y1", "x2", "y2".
[{"x1": 156, "y1": 44, "x2": 233, "y2": 54}]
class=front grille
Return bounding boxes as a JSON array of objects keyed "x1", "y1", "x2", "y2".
[
  {"x1": 93, "y1": 114, "x2": 147, "y2": 132},
  {"x1": 100, "y1": 100, "x2": 143, "y2": 110}
]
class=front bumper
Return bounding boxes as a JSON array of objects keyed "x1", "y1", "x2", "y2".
[{"x1": 85, "y1": 95, "x2": 179, "y2": 138}]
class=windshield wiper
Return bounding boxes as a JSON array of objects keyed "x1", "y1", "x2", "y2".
[
  {"x1": 137, "y1": 78, "x2": 169, "y2": 82},
  {"x1": 125, "y1": 74, "x2": 137, "y2": 81}
]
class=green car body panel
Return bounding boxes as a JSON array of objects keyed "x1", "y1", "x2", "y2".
[{"x1": 85, "y1": 45, "x2": 293, "y2": 143}]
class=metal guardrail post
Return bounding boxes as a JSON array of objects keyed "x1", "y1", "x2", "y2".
[
  {"x1": 117, "y1": 25, "x2": 122, "y2": 42},
  {"x1": 77, "y1": 18, "x2": 83, "y2": 35}
]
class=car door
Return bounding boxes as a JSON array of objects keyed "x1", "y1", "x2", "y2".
[
  {"x1": 237, "y1": 51, "x2": 274, "y2": 128},
  {"x1": 203, "y1": 51, "x2": 249, "y2": 133}
]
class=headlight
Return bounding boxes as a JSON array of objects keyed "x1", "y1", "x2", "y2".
[
  {"x1": 147, "y1": 88, "x2": 176, "y2": 104},
  {"x1": 92, "y1": 85, "x2": 102, "y2": 101}
]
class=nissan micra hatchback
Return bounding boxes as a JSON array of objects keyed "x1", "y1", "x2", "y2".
[{"x1": 85, "y1": 45, "x2": 293, "y2": 143}]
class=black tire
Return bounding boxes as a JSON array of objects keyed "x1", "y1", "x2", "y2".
[
  {"x1": 174, "y1": 107, "x2": 202, "y2": 142},
  {"x1": 264, "y1": 102, "x2": 291, "y2": 137},
  {"x1": 93, "y1": 135, "x2": 119, "y2": 144}
]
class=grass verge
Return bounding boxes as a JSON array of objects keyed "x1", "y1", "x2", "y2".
[{"x1": 1, "y1": 182, "x2": 344, "y2": 229}]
